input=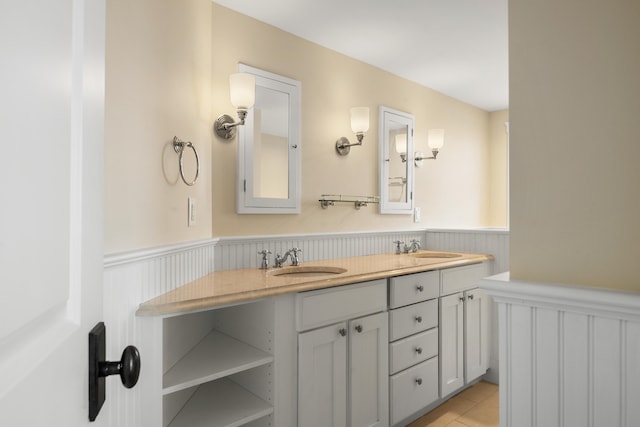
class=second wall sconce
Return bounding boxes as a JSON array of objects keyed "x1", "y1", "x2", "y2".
[
  {"x1": 415, "y1": 128, "x2": 445, "y2": 166},
  {"x1": 214, "y1": 73, "x2": 256, "y2": 140},
  {"x1": 335, "y1": 107, "x2": 370, "y2": 155}
]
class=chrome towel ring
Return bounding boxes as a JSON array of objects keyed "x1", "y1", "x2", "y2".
[{"x1": 173, "y1": 136, "x2": 199, "y2": 186}]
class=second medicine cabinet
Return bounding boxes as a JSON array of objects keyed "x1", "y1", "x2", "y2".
[{"x1": 378, "y1": 106, "x2": 415, "y2": 214}]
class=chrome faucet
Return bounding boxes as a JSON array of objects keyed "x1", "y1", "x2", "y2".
[
  {"x1": 393, "y1": 240, "x2": 404, "y2": 255},
  {"x1": 275, "y1": 247, "x2": 302, "y2": 267},
  {"x1": 257, "y1": 250, "x2": 272, "y2": 269},
  {"x1": 404, "y1": 239, "x2": 421, "y2": 253}
]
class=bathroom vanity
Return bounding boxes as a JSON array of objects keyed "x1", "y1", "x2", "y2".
[{"x1": 136, "y1": 250, "x2": 492, "y2": 427}]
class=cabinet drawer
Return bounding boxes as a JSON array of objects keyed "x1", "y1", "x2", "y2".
[
  {"x1": 389, "y1": 328, "x2": 438, "y2": 374},
  {"x1": 440, "y1": 262, "x2": 491, "y2": 296},
  {"x1": 389, "y1": 299, "x2": 438, "y2": 341},
  {"x1": 389, "y1": 270, "x2": 439, "y2": 308},
  {"x1": 296, "y1": 279, "x2": 387, "y2": 332},
  {"x1": 390, "y1": 357, "x2": 439, "y2": 426}
]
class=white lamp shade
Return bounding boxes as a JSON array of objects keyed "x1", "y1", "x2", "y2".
[
  {"x1": 229, "y1": 73, "x2": 255, "y2": 109},
  {"x1": 395, "y1": 133, "x2": 407, "y2": 154},
  {"x1": 350, "y1": 107, "x2": 370, "y2": 133},
  {"x1": 428, "y1": 128, "x2": 445, "y2": 150}
]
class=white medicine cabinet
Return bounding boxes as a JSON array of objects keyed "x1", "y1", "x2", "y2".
[
  {"x1": 237, "y1": 64, "x2": 302, "y2": 214},
  {"x1": 378, "y1": 106, "x2": 415, "y2": 214}
]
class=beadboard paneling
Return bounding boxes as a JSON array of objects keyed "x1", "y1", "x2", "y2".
[
  {"x1": 482, "y1": 273, "x2": 640, "y2": 427},
  {"x1": 213, "y1": 230, "x2": 428, "y2": 271},
  {"x1": 103, "y1": 239, "x2": 217, "y2": 427},
  {"x1": 426, "y1": 228, "x2": 509, "y2": 274}
]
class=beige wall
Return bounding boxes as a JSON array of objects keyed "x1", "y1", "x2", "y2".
[
  {"x1": 211, "y1": 4, "x2": 497, "y2": 237},
  {"x1": 509, "y1": 0, "x2": 640, "y2": 291},
  {"x1": 105, "y1": 0, "x2": 213, "y2": 253},
  {"x1": 487, "y1": 110, "x2": 509, "y2": 226},
  {"x1": 105, "y1": 0, "x2": 508, "y2": 254}
]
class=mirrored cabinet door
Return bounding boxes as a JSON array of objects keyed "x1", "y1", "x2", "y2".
[
  {"x1": 379, "y1": 106, "x2": 415, "y2": 214},
  {"x1": 237, "y1": 64, "x2": 301, "y2": 214}
]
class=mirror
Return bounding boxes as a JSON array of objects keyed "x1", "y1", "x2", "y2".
[
  {"x1": 237, "y1": 64, "x2": 301, "y2": 214},
  {"x1": 379, "y1": 106, "x2": 415, "y2": 214}
]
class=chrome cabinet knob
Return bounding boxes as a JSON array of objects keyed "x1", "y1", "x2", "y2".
[
  {"x1": 468, "y1": 293, "x2": 475, "y2": 300},
  {"x1": 416, "y1": 285, "x2": 424, "y2": 292},
  {"x1": 339, "y1": 328, "x2": 347, "y2": 337},
  {"x1": 355, "y1": 324, "x2": 363, "y2": 333},
  {"x1": 415, "y1": 315, "x2": 423, "y2": 323},
  {"x1": 415, "y1": 378, "x2": 423, "y2": 385},
  {"x1": 415, "y1": 347, "x2": 423, "y2": 355},
  {"x1": 459, "y1": 296, "x2": 465, "y2": 302}
]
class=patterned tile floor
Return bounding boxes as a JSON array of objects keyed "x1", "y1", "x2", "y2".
[{"x1": 407, "y1": 381, "x2": 499, "y2": 427}]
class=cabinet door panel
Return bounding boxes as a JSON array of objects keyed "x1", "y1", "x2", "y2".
[
  {"x1": 349, "y1": 312, "x2": 389, "y2": 427},
  {"x1": 464, "y1": 288, "x2": 490, "y2": 382},
  {"x1": 440, "y1": 292, "x2": 464, "y2": 397},
  {"x1": 298, "y1": 323, "x2": 348, "y2": 427}
]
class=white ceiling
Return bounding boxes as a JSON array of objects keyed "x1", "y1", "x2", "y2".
[{"x1": 213, "y1": 0, "x2": 509, "y2": 112}]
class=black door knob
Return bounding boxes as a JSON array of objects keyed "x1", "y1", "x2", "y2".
[
  {"x1": 99, "y1": 345, "x2": 140, "y2": 388},
  {"x1": 89, "y1": 322, "x2": 141, "y2": 422}
]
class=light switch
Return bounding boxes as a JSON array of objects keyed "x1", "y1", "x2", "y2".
[
  {"x1": 188, "y1": 197, "x2": 196, "y2": 227},
  {"x1": 414, "y1": 207, "x2": 421, "y2": 223}
]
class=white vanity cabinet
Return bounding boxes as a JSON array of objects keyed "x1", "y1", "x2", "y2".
[
  {"x1": 139, "y1": 296, "x2": 297, "y2": 427},
  {"x1": 439, "y1": 263, "x2": 492, "y2": 398},
  {"x1": 296, "y1": 279, "x2": 389, "y2": 427},
  {"x1": 388, "y1": 270, "x2": 440, "y2": 426}
]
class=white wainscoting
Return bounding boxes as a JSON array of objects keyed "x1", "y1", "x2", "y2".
[
  {"x1": 481, "y1": 273, "x2": 640, "y2": 427},
  {"x1": 426, "y1": 228, "x2": 509, "y2": 275},
  {"x1": 212, "y1": 230, "x2": 427, "y2": 270},
  {"x1": 102, "y1": 228, "x2": 508, "y2": 425}
]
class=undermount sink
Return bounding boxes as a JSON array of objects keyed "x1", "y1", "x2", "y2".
[
  {"x1": 409, "y1": 251, "x2": 463, "y2": 259},
  {"x1": 268, "y1": 266, "x2": 347, "y2": 277}
]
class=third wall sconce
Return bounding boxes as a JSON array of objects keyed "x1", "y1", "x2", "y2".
[{"x1": 414, "y1": 128, "x2": 445, "y2": 166}]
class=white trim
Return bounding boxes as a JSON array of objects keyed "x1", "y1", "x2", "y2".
[
  {"x1": 480, "y1": 273, "x2": 640, "y2": 322},
  {"x1": 104, "y1": 238, "x2": 219, "y2": 268},
  {"x1": 427, "y1": 227, "x2": 509, "y2": 235}
]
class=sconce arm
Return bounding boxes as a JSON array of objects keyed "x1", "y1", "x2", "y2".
[
  {"x1": 414, "y1": 148, "x2": 439, "y2": 161},
  {"x1": 214, "y1": 110, "x2": 248, "y2": 140},
  {"x1": 335, "y1": 133, "x2": 365, "y2": 155}
]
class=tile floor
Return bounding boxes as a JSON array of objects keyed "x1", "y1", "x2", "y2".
[{"x1": 407, "y1": 381, "x2": 499, "y2": 427}]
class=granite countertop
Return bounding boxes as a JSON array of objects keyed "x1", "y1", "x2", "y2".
[{"x1": 136, "y1": 250, "x2": 493, "y2": 317}]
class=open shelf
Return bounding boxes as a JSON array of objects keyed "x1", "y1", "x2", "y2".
[
  {"x1": 163, "y1": 330, "x2": 274, "y2": 395},
  {"x1": 167, "y1": 378, "x2": 273, "y2": 427}
]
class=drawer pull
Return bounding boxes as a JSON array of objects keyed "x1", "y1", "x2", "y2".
[
  {"x1": 415, "y1": 315, "x2": 423, "y2": 323},
  {"x1": 339, "y1": 328, "x2": 347, "y2": 337},
  {"x1": 415, "y1": 347, "x2": 422, "y2": 355},
  {"x1": 416, "y1": 285, "x2": 424, "y2": 292},
  {"x1": 355, "y1": 325, "x2": 363, "y2": 333},
  {"x1": 415, "y1": 378, "x2": 423, "y2": 386}
]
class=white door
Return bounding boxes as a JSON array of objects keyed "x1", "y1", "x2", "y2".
[
  {"x1": 439, "y1": 292, "x2": 464, "y2": 397},
  {"x1": 298, "y1": 322, "x2": 348, "y2": 427},
  {"x1": 349, "y1": 312, "x2": 389, "y2": 427},
  {"x1": 0, "y1": 0, "x2": 106, "y2": 425},
  {"x1": 464, "y1": 288, "x2": 490, "y2": 382}
]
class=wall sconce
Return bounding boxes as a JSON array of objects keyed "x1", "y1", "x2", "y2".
[
  {"x1": 214, "y1": 73, "x2": 256, "y2": 140},
  {"x1": 415, "y1": 128, "x2": 444, "y2": 167},
  {"x1": 335, "y1": 107, "x2": 370, "y2": 155}
]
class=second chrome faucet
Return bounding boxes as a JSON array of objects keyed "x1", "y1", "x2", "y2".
[{"x1": 274, "y1": 247, "x2": 302, "y2": 267}]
